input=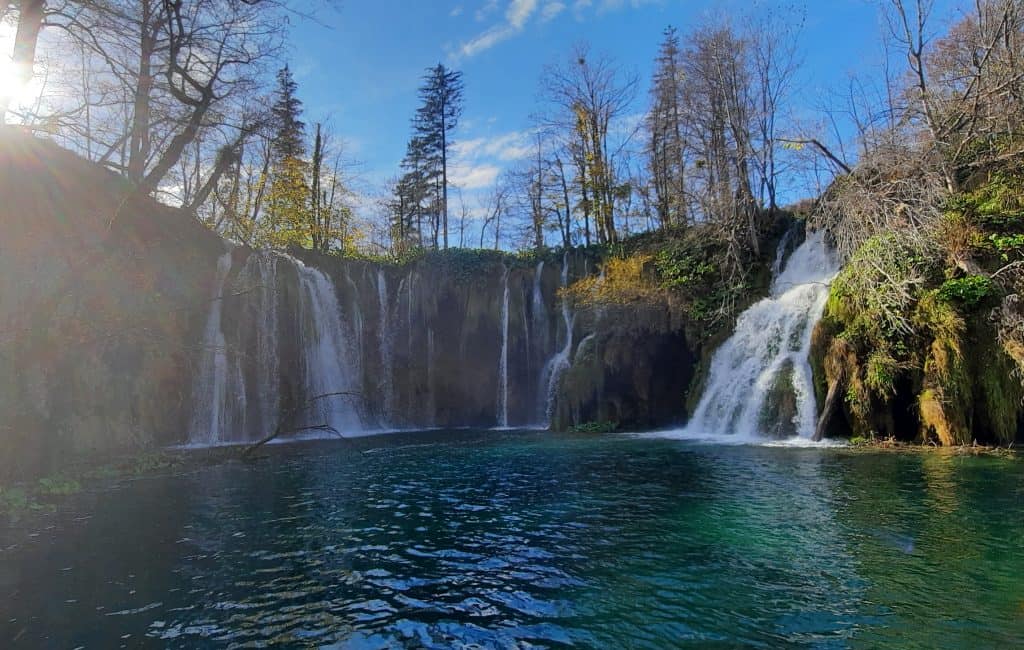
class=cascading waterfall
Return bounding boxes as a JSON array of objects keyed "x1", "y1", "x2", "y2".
[
  {"x1": 377, "y1": 269, "x2": 394, "y2": 423},
  {"x1": 426, "y1": 327, "x2": 436, "y2": 425},
  {"x1": 190, "y1": 252, "x2": 367, "y2": 445},
  {"x1": 294, "y1": 258, "x2": 364, "y2": 434},
  {"x1": 342, "y1": 268, "x2": 364, "y2": 365},
  {"x1": 406, "y1": 271, "x2": 414, "y2": 358},
  {"x1": 497, "y1": 266, "x2": 511, "y2": 427},
  {"x1": 538, "y1": 252, "x2": 573, "y2": 424},
  {"x1": 189, "y1": 248, "x2": 582, "y2": 442},
  {"x1": 189, "y1": 251, "x2": 239, "y2": 445},
  {"x1": 683, "y1": 231, "x2": 839, "y2": 440},
  {"x1": 531, "y1": 261, "x2": 549, "y2": 361},
  {"x1": 771, "y1": 226, "x2": 794, "y2": 279},
  {"x1": 235, "y1": 251, "x2": 280, "y2": 433}
]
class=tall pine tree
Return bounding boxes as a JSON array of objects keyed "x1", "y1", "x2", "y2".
[
  {"x1": 408, "y1": 63, "x2": 464, "y2": 249},
  {"x1": 271, "y1": 65, "x2": 306, "y2": 161},
  {"x1": 266, "y1": 64, "x2": 309, "y2": 247}
]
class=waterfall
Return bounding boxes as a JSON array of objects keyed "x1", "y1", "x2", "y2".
[
  {"x1": 683, "y1": 231, "x2": 838, "y2": 440},
  {"x1": 377, "y1": 269, "x2": 394, "y2": 423},
  {"x1": 294, "y1": 258, "x2": 364, "y2": 434},
  {"x1": 426, "y1": 327, "x2": 436, "y2": 425},
  {"x1": 771, "y1": 226, "x2": 794, "y2": 279},
  {"x1": 406, "y1": 271, "x2": 415, "y2": 358},
  {"x1": 235, "y1": 251, "x2": 280, "y2": 435},
  {"x1": 186, "y1": 247, "x2": 603, "y2": 440},
  {"x1": 188, "y1": 251, "x2": 239, "y2": 445},
  {"x1": 497, "y1": 266, "x2": 511, "y2": 427},
  {"x1": 531, "y1": 260, "x2": 549, "y2": 362},
  {"x1": 342, "y1": 268, "x2": 363, "y2": 366},
  {"x1": 538, "y1": 252, "x2": 573, "y2": 425}
]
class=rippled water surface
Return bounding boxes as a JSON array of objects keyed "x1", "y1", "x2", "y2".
[{"x1": 2, "y1": 430, "x2": 1024, "y2": 648}]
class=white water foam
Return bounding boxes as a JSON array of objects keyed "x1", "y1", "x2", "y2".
[{"x1": 658, "y1": 230, "x2": 840, "y2": 444}]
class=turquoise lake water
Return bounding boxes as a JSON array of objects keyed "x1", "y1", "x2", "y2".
[{"x1": 2, "y1": 430, "x2": 1023, "y2": 648}]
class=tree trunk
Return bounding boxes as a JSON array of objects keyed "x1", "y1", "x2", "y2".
[
  {"x1": 141, "y1": 90, "x2": 213, "y2": 193},
  {"x1": 1, "y1": 0, "x2": 46, "y2": 123},
  {"x1": 440, "y1": 101, "x2": 449, "y2": 250},
  {"x1": 813, "y1": 376, "x2": 843, "y2": 442},
  {"x1": 128, "y1": 3, "x2": 156, "y2": 182},
  {"x1": 188, "y1": 136, "x2": 244, "y2": 213},
  {"x1": 556, "y1": 156, "x2": 572, "y2": 248}
]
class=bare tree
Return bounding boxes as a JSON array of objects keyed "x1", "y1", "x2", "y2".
[
  {"x1": 647, "y1": 25, "x2": 688, "y2": 228},
  {"x1": 6, "y1": 0, "x2": 287, "y2": 213},
  {"x1": 538, "y1": 43, "x2": 638, "y2": 246},
  {"x1": 479, "y1": 175, "x2": 511, "y2": 250}
]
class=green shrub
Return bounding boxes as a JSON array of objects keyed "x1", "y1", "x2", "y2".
[
  {"x1": 828, "y1": 232, "x2": 942, "y2": 344},
  {"x1": 987, "y1": 233, "x2": 1024, "y2": 261},
  {"x1": 937, "y1": 275, "x2": 995, "y2": 308},
  {"x1": 655, "y1": 249, "x2": 716, "y2": 291}
]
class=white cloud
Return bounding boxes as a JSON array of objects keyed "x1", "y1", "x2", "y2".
[
  {"x1": 456, "y1": 0, "x2": 651, "y2": 58},
  {"x1": 572, "y1": 0, "x2": 656, "y2": 20},
  {"x1": 460, "y1": 26, "x2": 516, "y2": 58},
  {"x1": 453, "y1": 130, "x2": 534, "y2": 162},
  {"x1": 541, "y1": 2, "x2": 566, "y2": 22},
  {"x1": 572, "y1": 0, "x2": 592, "y2": 18},
  {"x1": 507, "y1": 0, "x2": 539, "y2": 28},
  {"x1": 450, "y1": 5, "x2": 464, "y2": 17},
  {"x1": 448, "y1": 129, "x2": 535, "y2": 194},
  {"x1": 449, "y1": 162, "x2": 501, "y2": 190},
  {"x1": 458, "y1": 0, "x2": 540, "y2": 59},
  {"x1": 475, "y1": 0, "x2": 500, "y2": 21}
]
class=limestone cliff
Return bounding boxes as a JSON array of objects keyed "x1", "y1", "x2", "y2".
[{"x1": 0, "y1": 131, "x2": 221, "y2": 479}]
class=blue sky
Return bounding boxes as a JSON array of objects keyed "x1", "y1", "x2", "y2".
[{"x1": 287, "y1": 0, "x2": 961, "y2": 213}]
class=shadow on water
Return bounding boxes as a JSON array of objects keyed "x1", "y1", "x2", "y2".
[{"x1": 1, "y1": 430, "x2": 1023, "y2": 648}]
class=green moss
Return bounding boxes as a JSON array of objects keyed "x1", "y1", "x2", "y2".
[
  {"x1": 569, "y1": 420, "x2": 619, "y2": 433},
  {"x1": 970, "y1": 320, "x2": 1023, "y2": 444},
  {"x1": 947, "y1": 171, "x2": 1024, "y2": 229},
  {"x1": 1, "y1": 451, "x2": 182, "y2": 523},
  {"x1": 848, "y1": 434, "x2": 875, "y2": 446},
  {"x1": 0, "y1": 486, "x2": 51, "y2": 521},
  {"x1": 979, "y1": 359, "x2": 1019, "y2": 444},
  {"x1": 37, "y1": 475, "x2": 81, "y2": 496},
  {"x1": 864, "y1": 350, "x2": 898, "y2": 397},
  {"x1": 829, "y1": 232, "x2": 942, "y2": 346}
]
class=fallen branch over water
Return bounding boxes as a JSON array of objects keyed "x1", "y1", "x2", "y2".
[{"x1": 241, "y1": 391, "x2": 359, "y2": 458}]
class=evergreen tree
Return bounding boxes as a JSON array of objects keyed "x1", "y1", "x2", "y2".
[
  {"x1": 271, "y1": 65, "x2": 306, "y2": 161},
  {"x1": 395, "y1": 135, "x2": 431, "y2": 250},
  {"x1": 409, "y1": 63, "x2": 464, "y2": 249},
  {"x1": 267, "y1": 64, "x2": 309, "y2": 247}
]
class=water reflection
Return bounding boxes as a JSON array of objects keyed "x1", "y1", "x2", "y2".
[{"x1": 1, "y1": 431, "x2": 1022, "y2": 648}]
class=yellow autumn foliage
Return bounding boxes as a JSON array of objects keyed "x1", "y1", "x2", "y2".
[{"x1": 562, "y1": 253, "x2": 663, "y2": 306}]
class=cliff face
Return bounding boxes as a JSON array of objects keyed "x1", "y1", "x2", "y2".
[
  {"x1": 208, "y1": 248, "x2": 568, "y2": 436},
  {"x1": 551, "y1": 303, "x2": 697, "y2": 431},
  {"x1": 810, "y1": 302, "x2": 1024, "y2": 445},
  {"x1": 201, "y1": 246, "x2": 702, "y2": 441},
  {"x1": 808, "y1": 229, "x2": 1024, "y2": 446},
  {"x1": 0, "y1": 131, "x2": 222, "y2": 480},
  {"x1": 309, "y1": 251, "x2": 559, "y2": 429},
  {"x1": 0, "y1": 133, "x2": 730, "y2": 478}
]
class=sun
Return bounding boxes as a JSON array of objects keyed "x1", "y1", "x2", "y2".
[{"x1": 0, "y1": 18, "x2": 43, "y2": 116}]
